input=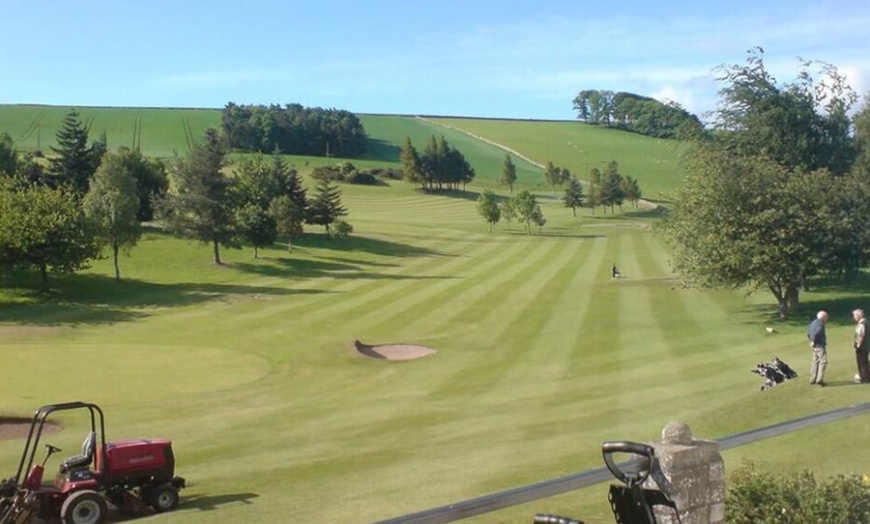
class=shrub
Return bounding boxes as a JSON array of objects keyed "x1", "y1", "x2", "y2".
[
  {"x1": 727, "y1": 461, "x2": 870, "y2": 523},
  {"x1": 345, "y1": 170, "x2": 378, "y2": 185},
  {"x1": 310, "y1": 165, "x2": 343, "y2": 182},
  {"x1": 333, "y1": 220, "x2": 353, "y2": 239}
]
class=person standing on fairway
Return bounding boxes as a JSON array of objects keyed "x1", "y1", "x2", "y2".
[
  {"x1": 807, "y1": 310, "x2": 828, "y2": 386},
  {"x1": 853, "y1": 309, "x2": 869, "y2": 383}
]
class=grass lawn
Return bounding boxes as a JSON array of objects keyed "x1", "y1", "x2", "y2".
[{"x1": 1, "y1": 106, "x2": 869, "y2": 523}]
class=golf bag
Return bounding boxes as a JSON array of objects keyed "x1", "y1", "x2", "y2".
[{"x1": 751, "y1": 356, "x2": 798, "y2": 391}]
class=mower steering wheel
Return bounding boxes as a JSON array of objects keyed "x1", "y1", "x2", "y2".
[
  {"x1": 45, "y1": 444, "x2": 62, "y2": 454},
  {"x1": 602, "y1": 441, "x2": 655, "y2": 487}
]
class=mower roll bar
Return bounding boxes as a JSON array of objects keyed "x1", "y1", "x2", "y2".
[{"x1": 13, "y1": 402, "x2": 106, "y2": 487}]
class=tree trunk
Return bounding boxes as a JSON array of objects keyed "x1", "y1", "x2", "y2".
[
  {"x1": 39, "y1": 263, "x2": 49, "y2": 292},
  {"x1": 213, "y1": 240, "x2": 222, "y2": 265},
  {"x1": 786, "y1": 285, "x2": 800, "y2": 315},
  {"x1": 112, "y1": 243, "x2": 121, "y2": 281},
  {"x1": 772, "y1": 284, "x2": 800, "y2": 319}
]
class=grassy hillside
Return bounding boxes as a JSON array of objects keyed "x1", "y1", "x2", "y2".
[
  {"x1": 1, "y1": 105, "x2": 869, "y2": 523},
  {"x1": 0, "y1": 104, "x2": 221, "y2": 158},
  {"x1": 0, "y1": 105, "x2": 682, "y2": 197},
  {"x1": 428, "y1": 117, "x2": 685, "y2": 199}
]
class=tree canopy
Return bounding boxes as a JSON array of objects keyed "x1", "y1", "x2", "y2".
[
  {"x1": 47, "y1": 110, "x2": 104, "y2": 194},
  {"x1": 660, "y1": 49, "x2": 870, "y2": 318},
  {"x1": 83, "y1": 151, "x2": 142, "y2": 280},
  {"x1": 476, "y1": 189, "x2": 501, "y2": 231},
  {"x1": 572, "y1": 90, "x2": 703, "y2": 139},
  {"x1": 511, "y1": 190, "x2": 543, "y2": 235},
  {"x1": 0, "y1": 177, "x2": 101, "y2": 290},
  {"x1": 306, "y1": 178, "x2": 348, "y2": 237},
  {"x1": 155, "y1": 128, "x2": 237, "y2": 265},
  {"x1": 221, "y1": 103, "x2": 367, "y2": 157},
  {"x1": 401, "y1": 135, "x2": 475, "y2": 191}
]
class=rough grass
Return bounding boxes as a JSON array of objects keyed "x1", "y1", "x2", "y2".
[{"x1": 1, "y1": 107, "x2": 869, "y2": 522}]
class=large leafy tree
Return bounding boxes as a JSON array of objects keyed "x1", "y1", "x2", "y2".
[
  {"x1": 233, "y1": 152, "x2": 302, "y2": 255},
  {"x1": 661, "y1": 148, "x2": 869, "y2": 318},
  {"x1": 155, "y1": 128, "x2": 237, "y2": 265},
  {"x1": 82, "y1": 151, "x2": 142, "y2": 280},
  {"x1": 853, "y1": 95, "x2": 870, "y2": 181},
  {"x1": 47, "y1": 110, "x2": 103, "y2": 193},
  {"x1": 713, "y1": 47, "x2": 857, "y2": 175},
  {"x1": 112, "y1": 147, "x2": 168, "y2": 222},
  {"x1": 0, "y1": 178, "x2": 101, "y2": 290},
  {"x1": 306, "y1": 178, "x2": 348, "y2": 237},
  {"x1": 661, "y1": 49, "x2": 868, "y2": 318},
  {"x1": 511, "y1": 190, "x2": 542, "y2": 235},
  {"x1": 236, "y1": 203, "x2": 277, "y2": 258},
  {"x1": 476, "y1": 189, "x2": 501, "y2": 231}
]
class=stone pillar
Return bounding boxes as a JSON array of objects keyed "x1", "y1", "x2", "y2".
[{"x1": 644, "y1": 422, "x2": 725, "y2": 524}]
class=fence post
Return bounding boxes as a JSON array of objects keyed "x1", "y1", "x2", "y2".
[{"x1": 646, "y1": 421, "x2": 725, "y2": 524}]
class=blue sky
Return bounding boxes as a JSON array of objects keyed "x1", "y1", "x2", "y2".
[{"x1": 1, "y1": 0, "x2": 868, "y2": 121}]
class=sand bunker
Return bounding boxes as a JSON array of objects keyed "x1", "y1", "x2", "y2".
[
  {"x1": 354, "y1": 340, "x2": 436, "y2": 361},
  {"x1": 0, "y1": 417, "x2": 61, "y2": 441}
]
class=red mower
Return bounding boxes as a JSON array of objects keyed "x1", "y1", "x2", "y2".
[{"x1": 0, "y1": 401, "x2": 185, "y2": 524}]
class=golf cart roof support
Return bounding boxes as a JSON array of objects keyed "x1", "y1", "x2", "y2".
[{"x1": 14, "y1": 401, "x2": 106, "y2": 487}]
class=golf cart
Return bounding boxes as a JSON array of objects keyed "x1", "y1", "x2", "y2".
[{"x1": 0, "y1": 401, "x2": 185, "y2": 524}]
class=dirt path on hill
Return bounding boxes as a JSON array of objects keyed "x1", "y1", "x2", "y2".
[{"x1": 418, "y1": 116, "x2": 662, "y2": 211}]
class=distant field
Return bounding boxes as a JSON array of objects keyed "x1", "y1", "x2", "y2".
[
  {"x1": 0, "y1": 104, "x2": 221, "y2": 158},
  {"x1": 1, "y1": 104, "x2": 868, "y2": 523},
  {"x1": 0, "y1": 105, "x2": 682, "y2": 196},
  {"x1": 429, "y1": 117, "x2": 686, "y2": 199}
]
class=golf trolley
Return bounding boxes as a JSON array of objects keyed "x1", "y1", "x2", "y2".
[
  {"x1": 533, "y1": 441, "x2": 680, "y2": 524},
  {"x1": 0, "y1": 401, "x2": 185, "y2": 524}
]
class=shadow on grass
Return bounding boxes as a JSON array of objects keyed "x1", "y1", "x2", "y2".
[
  {"x1": 180, "y1": 492, "x2": 260, "y2": 511},
  {"x1": 504, "y1": 230, "x2": 606, "y2": 239},
  {"x1": 287, "y1": 234, "x2": 443, "y2": 257},
  {"x1": 235, "y1": 257, "x2": 455, "y2": 281},
  {"x1": 0, "y1": 273, "x2": 317, "y2": 327},
  {"x1": 411, "y1": 187, "x2": 479, "y2": 202},
  {"x1": 746, "y1": 272, "x2": 870, "y2": 328},
  {"x1": 363, "y1": 137, "x2": 401, "y2": 162}
]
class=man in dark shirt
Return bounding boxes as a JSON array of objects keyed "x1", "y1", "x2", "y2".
[
  {"x1": 853, "y1": 309, "x2": 869, "y2": 383},
  {"x1": 807, "y1": 310, "x2": 828, "y2": 386}
]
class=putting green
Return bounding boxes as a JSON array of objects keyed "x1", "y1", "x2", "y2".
[{"x1": 0, "y1": 344, "x2": 269, "y2": 409}]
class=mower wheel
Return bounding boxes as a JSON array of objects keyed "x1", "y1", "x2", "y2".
[
  {"x1": 61, "y1": 490, "x2": 107, "y2": 524},
  {"x1": 149, "y1": 483, "x2": 179, "y2": 513}
]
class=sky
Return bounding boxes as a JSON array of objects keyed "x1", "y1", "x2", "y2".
[{"x1": 1, "y1": 0, "x2": 869, "y2": 122}]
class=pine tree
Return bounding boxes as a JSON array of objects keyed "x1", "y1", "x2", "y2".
[
  {"x1": 48, "y1": 110, "x2": 100, "y2": 194},
  {"x1": 306, "y1": 178, "x2": 348, "y2": 237},
  {"x1": 155, "y1": 128, "x2": 236, "y2": 264},
  {"x1": 399, "y1": 136, "x2": 423, "y2": 187}
]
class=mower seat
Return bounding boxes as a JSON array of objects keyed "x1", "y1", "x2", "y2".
[{"x1": 60, "y1": 431, "x2": 95, "y2": 472}]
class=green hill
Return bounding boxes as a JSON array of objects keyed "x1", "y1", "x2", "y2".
[{"x1": 0, "y1": 105, "x2": 683, "y2": 198}]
